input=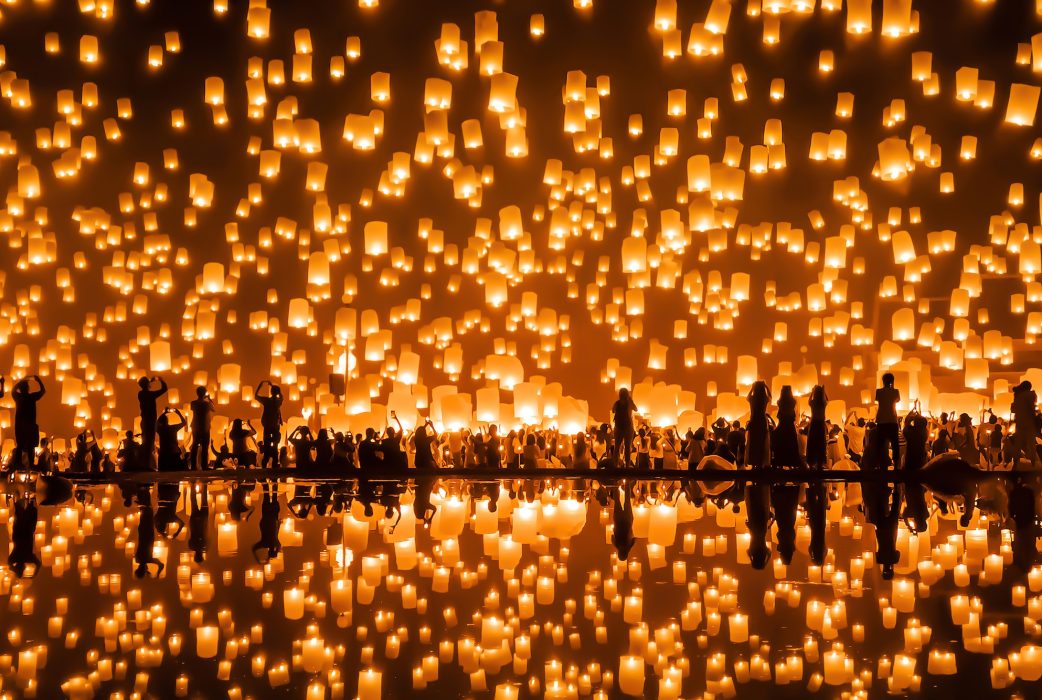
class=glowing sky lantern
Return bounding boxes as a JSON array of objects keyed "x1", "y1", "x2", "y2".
[{"x1": 1005, "y1": 83, "x2": 1041, "y2": 126}]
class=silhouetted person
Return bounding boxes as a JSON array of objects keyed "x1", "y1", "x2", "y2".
[
  {"x1": 134, "y1": 494, "x2": 164, "y2": 578},
  {"x1": 12, "y1": 375, "x2": 45, "y2": 469},
  {"x1": 522, "y1": 432, "x2": 542, "y2": 469},
  {"x1": 574, "y1": 432, "x2": 591, "y2": 469},
  {"x1": 137, "y1": 376, "x2": 167, "y2": 462},
  {"x1": 772, "y1": 386, "x2": 803, "y2": 469},
  {"x1": 745, "y1": 381, "x2": 772, "y2": 469},
  {"x1": 228, "y1": 419, "x2": 257, "y2": 467},
  {"x1": 71, "y1": 429, "x2": 104, "y2": 473},
  {"x1": 256, "y1": 381, "x2": 284, "y2": 468},
  {"x1": 332, "y1": 432, "x2": 352, "y2": 469},
  {"x1": 611, "y1": 388, "x2": 636, "y2": 467},
  {"x1": 1011, "y1": 381, "x2": 1040, "y2": 468},
  {"x1": 953, "y1": 413, "x2": 980, "y2": 466},
  {"x1": 487, "y1": 424, "x2": 504, "y2": 469},
  {"x1": 411, "y1": 421, "x2": 436, "y2": 470},
  {"x1": 188, "y1": 484, "x2": 209, "y2": 563},
  {"x1": 611, "y1": 486, "x2": 636, "y2": 560},
  {"x1": 903, "y1": 413, "x2": 929, "y2": 471},
  {"x1": 156, "y1": 407, "x2": 186, "y2": 472},
  {"x1": 253, "y1": 482, "x2": 282, "y2": 563},
  {"x1": 807, "y1": 385, "x2": 829, "y2": 469},
  {"x1": 745, "y1": 483, "x2": 771, "y2": 569},
  {"x1": 9, "y1": 498, "x2": 40, "y2": 578},
  {"x1": 35, "y1": 437, "x2": 53, "y2": 473},
  {"x1": 686, "y1": 428, "x2": 707, "y2": 469},
  {"x1": 931, "y1": 428, "x2": 951, "y2": 458},
  {"x1": 119, "y1": 430, "x2": 144, "y2": 472},
  {"x1": 382, "y1": 424, "x2": 407, "y2": 472},
  {"x1": 875, "y1": 373, "x2": 901, "y2": 468},
  {"x1": 314, "y1": 428, "x2": 334, "y2": 471},
  {"x1": 288, "y1": 425, "x2": 314, "y2": 469},
  {"x1": 358, "y1": 428, "x2": 380, "y2": 469},
  {"x1": 189, "y1": 387, "x2": 216, "y2": 470}
]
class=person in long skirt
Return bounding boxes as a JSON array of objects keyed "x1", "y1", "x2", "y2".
[{"x1": 806, "y1": 385, "x2": 829, "y2": 469}]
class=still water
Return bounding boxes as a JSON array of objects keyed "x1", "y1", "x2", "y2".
[{"x1": 1, "y1": 473, "x2": 1040, "y2": 698}]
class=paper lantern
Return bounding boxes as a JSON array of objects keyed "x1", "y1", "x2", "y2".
[
  {"x1": 79, "y1": 35, "x2": 99, "y2": 63},
  {"x1": 512, "y1": 383, "x2": 540, "y2": 424},
  {"x1": 619, "y1": 657, "x2": 645, "y2": 696},
  {"x1": 440, "y1": 393, "x2": 473, "y2": 431},
  {"x1": 364, "y1": 221, "x2": 389, "y2": 255},
  {"x1": 150, "y1": 341, "x2": 171, "y2": 372},
  {"x1": 846, "y1": 0, "x2": 872, "y2": 33},
  {"x1": 489, "y1": 73, "x2": 518, "y2": 113},
  {"x1": 878, "y1": 138, "x2": 913, "y2": 181},
  {"x1": 1005, "y1": 83, "x2": 1041, "y2": 126}
]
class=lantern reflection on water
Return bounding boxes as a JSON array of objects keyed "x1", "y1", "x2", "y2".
[{"x1": 1, "y1": 473, "x2": 1036, "y2": 697}]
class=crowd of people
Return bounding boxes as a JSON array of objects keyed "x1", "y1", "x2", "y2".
[
  {"x1": 2, "y1": 372, "x2": 1042, "y2": 475},
  {"x1": 4, "y1": 369, "x2": 1042, "y2": 581}
]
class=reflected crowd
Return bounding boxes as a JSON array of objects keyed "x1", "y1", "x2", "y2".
[{"x1": 2, "y1": 466, "x2": 1042, "y2": 696}]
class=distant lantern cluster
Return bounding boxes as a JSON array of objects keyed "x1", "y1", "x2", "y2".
[{"x1": 0, "y1": 0, "x2": 1041, "y2": 442}]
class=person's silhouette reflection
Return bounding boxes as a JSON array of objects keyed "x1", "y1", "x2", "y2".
[
  {"x1": 861, "y1": 425, "x2": 899, "y2": 578},
  {"x1": 228, "y1": 481, "x2": 255, "y2": 521},
  {"x1": 155, "y1": 482, "x2": 185, "y2": 539},
  {"x1": 414, "y1": 476, "x2": 437, "y2": 526},
  {"x1": 1009, "y1": 476, "x2": 1041, "y2": 571},
  {"x1": 611, "y1": 484, "x2": 636, "y2": 561},
  {"x1": 252, "y1": 482, "x2": 282, "y2": 563},
  {"x1": 9, "y1": 497, "x2": 40, "y2": 578},
  {"x1": 771, "y1": 482, "x2": 799, "y2": 565},
  {"x1": 918, "y1": 455, "x2": 979, "y2": 527},
  {"x1": 805, "y1": 481, "x2": 828, "y2": 566},
  {"x1": 745, "y1": 483, "x2": 771, "y2": 569},
  {"x1": 188, "y1": 483, "x2": 209, "y2": 563},
  {"x1": 134, "y1": 488, "x2": 164, "y2": 579}
]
